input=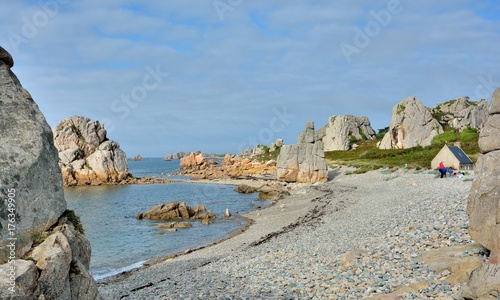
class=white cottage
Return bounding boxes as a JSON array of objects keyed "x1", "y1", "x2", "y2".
[{"x1": 431, "y1": 144, "x2": 474, "y2": 170}]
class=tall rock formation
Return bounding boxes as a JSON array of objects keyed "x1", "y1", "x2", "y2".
[
  {"x1": 53, "y1": 116, "x2": 129, "y2": 186},
  {"x1": 432, "y1": 97, "x2": 488, "y2": 131},
  {"x1": 277, "y1": 121, "x2": 328, "y2": 183},
  {"x1": 467, "y1": 88, "x2": 500, "y2": 260},
  {"x1": 319, "y1": 115, "x2": 376, "y2": 151},
  {"x1": 0, "y1": 46, "x2": 100, "y2": 299},
  {"x1": 378, "y1": 96, "x2": 443, "y2": 149},
  {"x1": 463, "y1": 88, "x2": 500, "y2": 299}
]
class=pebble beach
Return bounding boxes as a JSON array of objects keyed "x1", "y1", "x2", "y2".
[{"x1": 98, "y1": 167, "x2": 485, "y2": 299}]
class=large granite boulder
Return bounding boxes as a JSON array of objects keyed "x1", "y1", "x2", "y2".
[
  {"x1": 53, "y1": 116, "x2": 129, "y2": 186},
  {"x1": 0, "y1": 46, "x2": 101, "y2": 299},
  {"x1": 465, "y1": 88, "x2": 500, "y2": 299},
  {"x1": 0, "y1": 46, "x2": 66, "y2": 260},
  {"x1": 378, "y1": 96, "x2": 443, "y2": 149},
  {"x1": 467, "y1": 88, "x2": 500, "y2": 262},
  {"x1": 432, "y1": 97, "x2": 488, "y2": 131},
  {"x1": 277, "y1": 121, "x2": 328, "y2": 183},
  {"x1": 180, "y1": 152, "x2": 207, "y2": 171},
  {"x1": 320, "y1": 115, "x2": 376, "y2": 151}
]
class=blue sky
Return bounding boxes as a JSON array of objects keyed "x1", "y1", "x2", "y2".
[{"x1": 1, "y1": 1, "x2": 499, "y2": 156}]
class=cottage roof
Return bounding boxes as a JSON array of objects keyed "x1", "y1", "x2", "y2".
[{"x1": 448, "y1": 146, "x2": 473, "y2": 164}]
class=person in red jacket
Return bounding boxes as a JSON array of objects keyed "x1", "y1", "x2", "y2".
[{"x1": 438, "y1": 161, "x2": 447, "y2": 178}]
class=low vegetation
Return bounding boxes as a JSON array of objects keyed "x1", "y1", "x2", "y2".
[
  {"x1": 325, "y1": 129, "x2": 480, "y2": 171},
  {"x1": 62, "y1": 209, "x2": 85, "y2": 234},
  {"x1": 254, "y1": 144, "x2": 281, "y2": 163}
]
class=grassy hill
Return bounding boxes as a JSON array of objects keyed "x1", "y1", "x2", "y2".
[{"x1": 324, "y1": 128, "x2": 480, "y2": 173}]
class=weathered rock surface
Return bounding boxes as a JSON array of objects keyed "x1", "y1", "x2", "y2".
[
  {"x1": 467, "y1": 88, "x2": 500, "y2": 263},
  {"x1": 463, "y1": 263, "x2": 500, "y2": 299},
  {"x1": 421, "y1": 243, "x2": 485, "y2": 285},
  {"x1": 0, "y1": 50, "x2": 67, "y2": 261},
  {"x1": 0, "y1": 46, "x2": 14, "y2": 68},
  {"x1": 320, "y1": 115, "x2": 376, "y2": 151},
  {"x1": 379, "y1": 96, "x2": 443, "y2": 149},
  {"x1": 164, "y1": 152, "x2": 186, "y2": 160},
  {"x1": 137, "y1": 202, "x2": 215, "y2": 221},
  {"x1": 180, "y1": 152, "x2": 207, "y2": 171},
  {"x1": 432, "y1": 96, "x2": 489, "y2": 131},
  {"x1": 277, "y1": 121, "x2": 328, "y2": 183},
  {"x1": 233, "y1": 183, "x2": 290, "y2": 200},
  {"x1": 180, "y1": 153, "x2": 276, "y2": 180},
  {"x1": 53, "y1": 116, "x2": 130, "y2": 186},
  {"x1": 465, "y1": 88, "x2": 500, "y2": 299},
  {"x1": 0, "y1": 46, "x2": 101, "y2": 299},
  {"x1": 234, "y1": 184, "x2": 256, "y2": 194},
  {"x1": 257, "y1": 184, "x2": 290, "y2": 200}
]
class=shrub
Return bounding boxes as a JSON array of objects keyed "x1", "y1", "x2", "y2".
[
  {"x1": 63, "y1": 209, "x2": 85, "y2": 234},
  {"x1": 376, "y1": 127, "x2": 389, "y2": 140},
  {"x1": 349, "y1": 135, "x2": 357, "y2": 144}
]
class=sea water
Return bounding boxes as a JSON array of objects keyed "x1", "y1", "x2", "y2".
[{"x1": 64, "y1": 158, "x2": 270, "y2": 280}]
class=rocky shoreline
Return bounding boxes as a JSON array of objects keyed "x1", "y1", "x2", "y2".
[{"x1": 98, "y1": 167, "x2": 483, "y2": 299}]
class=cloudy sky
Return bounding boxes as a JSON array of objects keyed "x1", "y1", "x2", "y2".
[{"x1": 2, "y1": 1, "x2": 499, "y2": 156}]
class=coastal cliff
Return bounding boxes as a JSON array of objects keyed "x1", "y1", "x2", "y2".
[{"x1": 0, "y1": 46, "x2": 101, "y2": 299}]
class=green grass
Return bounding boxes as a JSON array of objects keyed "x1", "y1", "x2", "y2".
[{"x1": 325, "y1": 135, "x2": 479, "y2": 170}]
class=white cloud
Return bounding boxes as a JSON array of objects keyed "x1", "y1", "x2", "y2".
[{"x1": 1, "y1": 0, "x2": 499, "y2": 156}]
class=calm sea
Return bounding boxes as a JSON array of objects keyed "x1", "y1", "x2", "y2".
[{"x1": 64, "y1": 158, "x2": 270, "y2": 280}]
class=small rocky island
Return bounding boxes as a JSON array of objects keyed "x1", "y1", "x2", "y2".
[{"x1": 137, "y1": 202, "x2": 216, "y2": 225}]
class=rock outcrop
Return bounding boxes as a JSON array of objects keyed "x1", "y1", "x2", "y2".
[
  {"x1": 277, "y1": 121, "x2": 328, "y2": 183},
  {"x1": 53, "y1": 116, "x2": 130, "y2": 186},
  {"x1": 0, "y1": 46, "x2": 100, "y2": 299},
  {"x1": 164, "y1": 152, "x2": 186, "y2": 160},
  {"x1": 432, "y1": 97, "x2": 488, "y2": 131},
  {"x1": 180, "y1": 153, "x2": 276, "y2": 180},
  {"x1": 0, "y1": 45, "x2": 66, "y2": 262},
  {"x1": 180, "y1": 152, "x2": 208, "y2": 171},
  {"x1": 136, "y1": 202, "x2": 215, "y2": 223},
  {"x1": 233, "y1": 183, "x2": 290, "y2": 200},
  {"x1": 319, "y1": 115, "x2": 376, "y2": 151},
  {"x1": 467, "y1": 88, "x2": 500, "y2": 262},
  {"x1": 378, "y1": 96, "x2": 443, "y2": 149},
  {"x1": 464, "y1": 88, "x2": 500, "y2": 299},
  {"x1": 241, "y1": 139, "x2": 283, "y2": 159}
]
